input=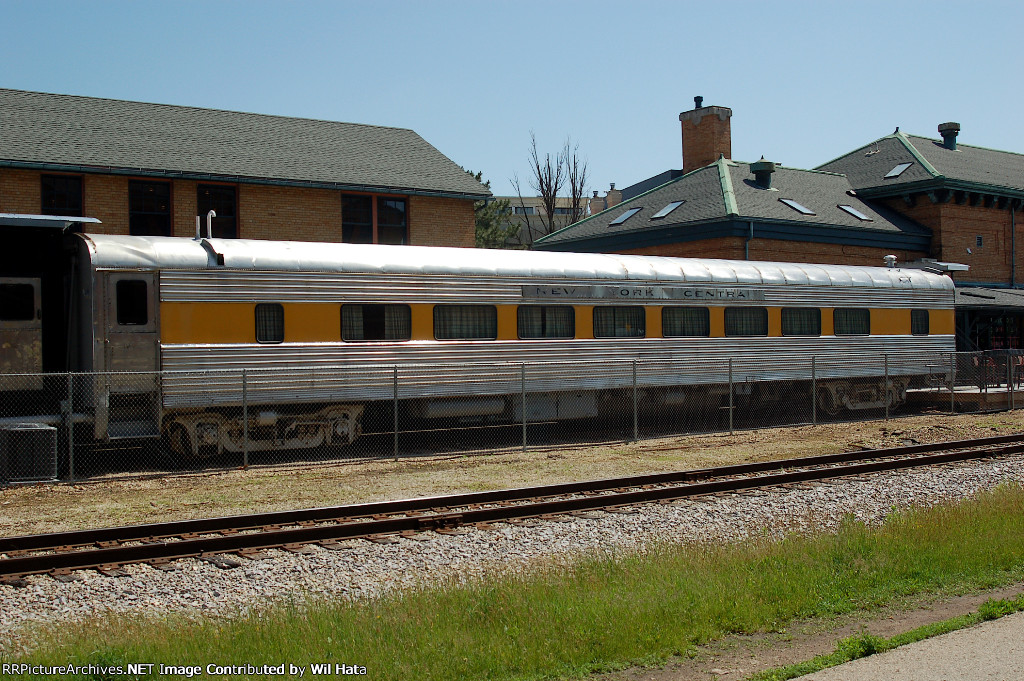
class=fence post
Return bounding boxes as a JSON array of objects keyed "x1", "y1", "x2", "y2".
[
  {"x1": 521, "y1": 363, "x2": 527, "y2": 453},
  {"x1": 811, "y1": 356, "x2": 817, "y2": 426},
  {"x1": 65, "y1": 372, "x2": 75, "y2": 482},
  {"x1": 242, "y1": 368, "x2": 248, "y2": 468},
  {"x1": 393, "y1": 365, "x2": 399, "y2": 460},
  {"x1": 884, "y1": 354, "x2": 889, "y2": 421},
  {"x1": 632, "y1": 359, "x2": 638, "y2": 443},
  {"x1": 1011, "y1": 357, "x2": 1016, "y2": 411},
  {"x1": 950, "y1": 352, "x2": 956, "y2": 414},
  {"x1": 728, "y1": 357, "x2": 734, "y2": 435}
]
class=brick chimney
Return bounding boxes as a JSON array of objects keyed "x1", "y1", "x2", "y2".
[{"x1": 679, "y1": 96, "x2": 732, "y2": 174}]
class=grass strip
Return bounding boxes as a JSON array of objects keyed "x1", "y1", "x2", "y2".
[
  {"x1": 4, "y1": 483, "x2": 1024, "y2": 681},
  {"x1": 749, "y1": 593, "x2": 1024, "y2": 680}
]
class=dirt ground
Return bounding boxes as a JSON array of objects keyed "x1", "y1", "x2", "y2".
[{"x1": 1, "y1": 411, "x2": 1023, "y2": 537}]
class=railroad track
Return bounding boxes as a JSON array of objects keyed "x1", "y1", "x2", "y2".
[{"x1": 2, "y1": 433, "x2": 1023, "y2": 584}]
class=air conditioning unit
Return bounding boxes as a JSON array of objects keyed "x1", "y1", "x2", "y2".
[{"x1": 0, "y1": 423, "x2": 57, "y2": 484}]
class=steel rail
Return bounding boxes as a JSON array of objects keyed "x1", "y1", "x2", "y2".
[{"x1": 1, "y1": 434, "x2": 1022, "y2": 580}]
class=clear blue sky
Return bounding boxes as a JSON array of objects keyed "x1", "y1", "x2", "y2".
[{"x1": 2, "y1": 0, "x2": 1021, "y2": 197}]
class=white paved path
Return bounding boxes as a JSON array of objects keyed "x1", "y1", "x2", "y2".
[{"x1": 800, "y1": 611, "x2": 1024, "y2": 681}]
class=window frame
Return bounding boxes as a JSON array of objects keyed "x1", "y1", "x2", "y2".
[
  {"x1": 342, "y1": 193, "x2": 408, "y2": 245},
  {"x1": 41, "y1": 174, "x2": 83, "y2": 217},
  {"x1": 129, "y1": 180, "x2": 172, "y2": 236},
  {"x1": 911, "y1": 309, "x2": 929, "y2": 336},
  {"x1": 724, "y1": 307, "x2": 769, "y2": 337},
  {"x1": 781, "y1": 307, "x2": 822, "y2": 337},
  {"x1": 517, "y1": 305, "x2": 575, "y2": 340},
  {"x1": 433, "y1": 304, "x2": 498, "y2": 341},
  {"x1": 341, "y1": 304, "x2": 412, "y2": 342},
  {"x1": 593, "y1": 306, "x2": 646, "y2": 338},
  {"x1": 662, "y1": 306, "x2": 710, "y2": 337},
  {"x1": 834, "y1": 308, "x2": 871, "y2": 336},
  {"x1": 255, "y1": 303, "x2": 285, "y2": 344},
  {"x1": 197, "y1": 183, "x2": 238, "y2": 238}
]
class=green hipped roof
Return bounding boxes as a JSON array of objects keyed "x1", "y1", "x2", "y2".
[
  {"x1": 817, "y1": 130, "x2": 1024, "y2": 197},
  {"x1": 536, "y1": 158, "x2": 929, "y2": 248},
  {"x1": 0, "y1": 88, "x2": 490, "y2": 199}
]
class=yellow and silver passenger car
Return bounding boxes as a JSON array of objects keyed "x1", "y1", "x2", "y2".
[{"x1": 47, "y1": 233, "x2": 955, "y2": 457}]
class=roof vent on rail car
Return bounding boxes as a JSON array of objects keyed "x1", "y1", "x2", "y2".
[
  {"x1": 884, "y1": 254, "x2": 897, "y2": 268},
  {"x1": 195, "y1": 211, "x2": 225, "y2": 266}
]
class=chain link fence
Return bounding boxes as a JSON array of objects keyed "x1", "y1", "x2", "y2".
[{"x1": 0, "y1": 351, "x2": 1020, "y2": 484}]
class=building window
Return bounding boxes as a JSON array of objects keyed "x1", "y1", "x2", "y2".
[
  {"x1": 342, "y1": 195, "x2": 408, "y2": 244},
  {"x1": 517, "y1": 306, "x2": 574, "y2": 339},
  {"x1": 835, "y1": 308, "x2": 870, "y2": 336},
  {"x1": 513, "y1": 205, "x2": 536, "y2": 215},
  {"x1": 434, "y1": 305, "x2": 497, "y2": 340},
  {"x1": 976, "y1": 235, "x2": 984, "y2": 248},
  {"x1": 116, "y1": 280, "x2": 149, "y2": 326},
  {"x1": 197, "y1": 185, "x2": 237, "y2": 238},
  {"x1": 662, "y1": 307, "x2": 709, "y2": 337},
  {"x1": 552, "y1": 207, "x2": 574, "y2": 216},
  {"x1": 41, "y1": 175, "x2": 83, "y2": 216},
  {"x1": 255, "y1": 303, "x2": 284, "y2": 343},
  {"x1": 725, "y1": 307, "x2": 768, "y2": 336},
  {"x1": 129, "y1": 181, "x2": 171, "y2": 236},
  {"x1": 342, "y1": 304, "x2": 411, "y2": 341},
  {"x1": 781, "y1": 308, "x2": 821, "y2": 336},
  {"x1": 911, "y1": 309, "x2": 929, "y2": 336},
  {"x1": 593, "y1": 306, "x2": 645, "y2": 338},
  {"x1": 377, "y1": 198, "x2": 407, "y2": 245}
]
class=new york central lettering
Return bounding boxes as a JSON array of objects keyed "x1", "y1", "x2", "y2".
[{"x1": 522, "y1": 285, "x2": 765, "y2": 301}]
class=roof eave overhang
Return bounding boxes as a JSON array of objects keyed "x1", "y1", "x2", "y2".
[
  {"x1": 534, "y1": 218, "x2": 932, "y2": 253},
  {"x1": 0, "y1": 159, "x2": 491, "y2": 202},
  {"x1": 856, "y1": 178, "x2": 1024, "y2": 203}
]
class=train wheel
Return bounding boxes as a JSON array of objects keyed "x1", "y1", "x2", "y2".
[
  {"x1": 817, "y1": 388, "x2": 839, "y2": 417},
  {"x1": 162, "y1": 423, "x2": 197, "y2": 468}
]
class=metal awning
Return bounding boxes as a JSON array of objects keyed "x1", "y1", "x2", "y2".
[{"x1": 0, "y1": 213, "x2": 102, "y2": 229}]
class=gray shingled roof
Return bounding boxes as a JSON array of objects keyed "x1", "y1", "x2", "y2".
[
  {"x1": 536, "y1": 157, "x2": 928, "y2": 246},
  {"x1": 817, "y1": 131, "x2": 1024, "y2": 196},
  {"x1": 0, "y1": 88, "x2": 489, "y2": 199}
]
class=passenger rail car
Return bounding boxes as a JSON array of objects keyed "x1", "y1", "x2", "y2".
[{"x1": 0, "y1": 230, "x2": 955, "y2": 458}]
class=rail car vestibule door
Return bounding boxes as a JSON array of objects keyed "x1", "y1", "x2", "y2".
[
  {"x1": 100, "y1": 272, "x2": 160, "y2": 439},
  {"x1": 0, "y1": 277, "x2": 43, "y2": 391}
]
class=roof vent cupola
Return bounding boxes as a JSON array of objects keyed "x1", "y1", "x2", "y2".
[
  {"x1": 938, "y1": 122, "x2": 960, "y2": 150},
  {"x1": 750, "y1": 157, "x2": 776, "y2": 189}
]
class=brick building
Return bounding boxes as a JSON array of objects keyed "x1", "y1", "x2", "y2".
[
  {"x1": 819, "y1": 124, "x2": 1024, "y2": 350},
  {"x1": 0, "y1": 89, "x2": 489, "y2": 247},
  {"x1": 536, "y1": 98, "x2": 1024, "y2": 350}
]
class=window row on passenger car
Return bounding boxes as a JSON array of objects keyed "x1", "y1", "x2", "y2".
[{"x1": 252, "y1": 304, "x2": 931, "y2": 344}]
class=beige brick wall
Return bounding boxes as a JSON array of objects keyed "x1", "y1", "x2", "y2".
[
  {"x1": 408, "y1": 195, "x2": 475, "y2": 247},
  {"x1": 0, "y1": 169, "x2": 476, "y2": 247}
]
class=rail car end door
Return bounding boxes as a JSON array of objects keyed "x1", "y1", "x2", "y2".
[
  {"x1": 98, "y1": 272, "x2": 161, "y2": 439},
  {"x1": 0, "y1": 278, "x2": 43, "y2": 391}
]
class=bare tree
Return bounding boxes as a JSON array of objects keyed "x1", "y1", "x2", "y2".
[{"x1": 511, "y1": 133, "x2": 589, "y2": 246}]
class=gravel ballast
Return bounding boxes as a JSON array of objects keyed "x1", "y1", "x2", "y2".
[{"x1": 2, "y1": 452, "x2": 1023, "y2": 653}]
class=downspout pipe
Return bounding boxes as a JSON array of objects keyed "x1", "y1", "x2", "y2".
[
  {"x1": 1012, "y1": 202, "x2": 1017, "y2": 288},
  {"x1": 745, "y1": 221, "x2": 754, "y2": 260}
]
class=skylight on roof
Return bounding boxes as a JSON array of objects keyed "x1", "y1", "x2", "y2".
[
  {"x1": 609, "y1": 207, "x2": 642, "y2": 226},
  {"x1": 779, "y1": 198, "x2": 815, "y2": 215},
  {"x1": 884, "y1": 162, "x2": 913, "y2": 179},
  {"x1": 650, "y1": 201, "x2": 685, "y2": 220},
  {"x1": 838, "y1": 204, "x2": 873, "y2": 221}
]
